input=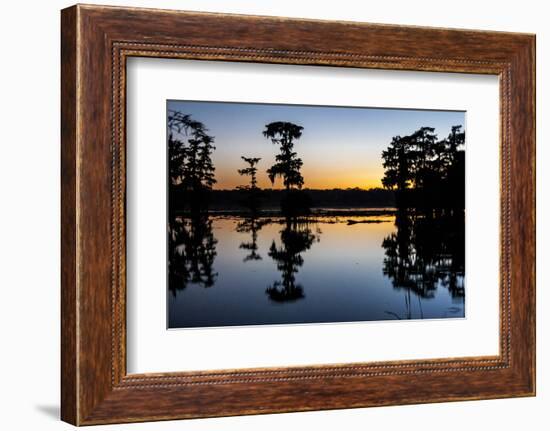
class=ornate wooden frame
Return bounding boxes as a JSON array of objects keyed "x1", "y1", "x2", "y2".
[{"x1": 61, "y1": 4, "x2": 536, "y2": 425}]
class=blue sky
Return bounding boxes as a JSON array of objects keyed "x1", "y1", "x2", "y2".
[{"x1": 167, "y1": 100, "x2": 465, "y2": 190}]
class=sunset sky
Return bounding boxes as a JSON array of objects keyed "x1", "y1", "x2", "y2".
[{"x1": 167, "y1": 100, "x2": 465, "y2": 190}]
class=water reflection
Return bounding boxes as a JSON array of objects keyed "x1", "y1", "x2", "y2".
[
  {"x1": 168, "y1": 214, "x2": 218, "y2": 296},
  {"x1": 266, "y1": 218, "x2": 319, "y2": 302},
  {"x1": 167, "y1": 211, "x2": 465, "y2": 327},
  {"x1": 381, "y1": 210, "x2": 465, "y2": 319},
  {"x1": 236, "y1": 216, "x2": 270, "y2": 262}
]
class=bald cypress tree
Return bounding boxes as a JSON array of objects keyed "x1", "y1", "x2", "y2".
[
  {"x1": 237, "y1": 156, "x2": 263, "y2": 212},
  {"x1": 263, "y1": 121, "x2": 311, "y2": 215},
  {"x1": 238, "y1": 156, "x2": 262, "y2": 190},
  {"x1": 167, "y1": 110, "x2": 216, "y2": 212},
  {"x1": 263, "y1": 122, "x2": 304, "y2": 190}
]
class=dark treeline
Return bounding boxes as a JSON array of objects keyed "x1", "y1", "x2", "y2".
[
  {"x1": 172, "y1": 187, "x2": 395, "y2": 211},
  {"x1": 168, "y1": 109, "x2": 464, "y2": 215},
  {"x1": 382, "y1": 125, "x2": 465, "y2": 210}
]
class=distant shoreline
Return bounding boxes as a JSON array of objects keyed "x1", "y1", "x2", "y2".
[
  {"x1": 173, "y1": 207, "x2": 397, "y2": 218},
  {"x1": 170, "y1": 187, "x2": 396, "y2": 212}
]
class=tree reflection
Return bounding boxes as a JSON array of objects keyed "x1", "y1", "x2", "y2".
[
  {"x1": 168, "y1": 214, "x2": 218, "y2": 295},
  {"x1": 266, "y1": 218, "x2": 319, "y2": 302},
  {"x1": 381, "y1": 209, "x2": 465, "y2": 318},
  {"x1": 236, "y1": 216, "x2": 270, "y2": 262}
]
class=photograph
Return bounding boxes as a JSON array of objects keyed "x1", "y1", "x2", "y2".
[
  {"x1": 167, "y1": 100, "x2": 466, "y2": 329},
  {"x1": 41, "y1": 1, "x2": 538, "y2": 427}
]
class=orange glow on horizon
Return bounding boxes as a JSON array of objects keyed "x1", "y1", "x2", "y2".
[{"x1": 212, "y1": 166, "x2": 384, "y2": 190}]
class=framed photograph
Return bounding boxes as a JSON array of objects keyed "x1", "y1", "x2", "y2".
[{"x1": 61, "y1": 4, "x2": 535, "y2": 425}]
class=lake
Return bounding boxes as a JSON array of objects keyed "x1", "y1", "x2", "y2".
[{"x1": 168, "y1": 211, "x2": 465, "y2": 328}]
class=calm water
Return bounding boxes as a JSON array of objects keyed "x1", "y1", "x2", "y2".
[{"x1": 168, "y1": 212, "x2": 465, "y2": 328}]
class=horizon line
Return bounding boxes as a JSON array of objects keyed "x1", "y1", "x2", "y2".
[{"x1": 205, "y1": 186, "x2": 390, "y2": 192}]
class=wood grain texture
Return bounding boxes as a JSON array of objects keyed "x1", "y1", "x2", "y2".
[
  {"x1": 60, "y1": 4, "x2": 536, "y2": 425},
  {"x1": 60, "y1": 5, "x2": 78, "y2": 425}
]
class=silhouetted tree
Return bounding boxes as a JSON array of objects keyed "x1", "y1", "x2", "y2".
[
  {"x1": 263, "y1": 121, "x2": 312, "y2": 215},
  {"x1": 238, "y1": 156, "x2": 261, "y2": 190},
  {"x1": 168, "y1": 110, "x2": 216, "y2": 212},
  {"x1": 445, "y1": 125, "x2": 466, "y2": 164},
  {"x1": 381, "y1": 125, "x2": 465, "y2": 210},
  {"x1": 237, "y1": 156, "x2": 263, "y2": 212},
  {"x1": 442, "y1": 125, "x2": 466, "y2": 209},
  {"x1": 411, "y1": 127, "x2": 437, "y2": 189},
  {"x1": 381, "y1": 135, "x2": 413, "y2": 198},
  {"x1": 263, "y1": 122, "x2": 304, "y2": 190}
]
